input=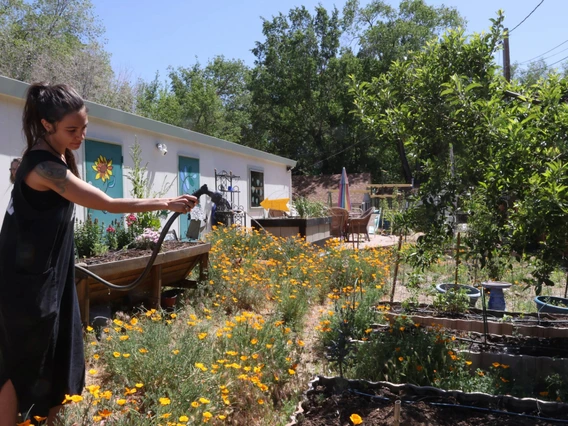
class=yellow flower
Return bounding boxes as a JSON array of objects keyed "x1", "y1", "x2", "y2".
[
  {"x1": 117, "y1": 399, "x2": 127, "y2": 405},
  {"x1": 113, "y1": 352, "x2": 121, "y2": 358},
  {"x1": 250, "y1": 338, "x2": 258, "y2": 345},
  {"x1": 198, "y1": 333, "x2": 208, "y2": 340},
  {"x1": 199, "y1": 397, "x2": 210, "y2": 404},
  {"x1": 122, "y1": 353, "x2": 131, "y2": 358},
  {"x1": 191, "y1": 401, "x2": 200, "y2": 408},
  {"x1": 288, "y1": 369, "x2": 296, "y2": 375},
  {"x1": 135, "y1": 383, "x2": 144, "y2": 388},
  {"x1": 179, "y1": 415, "x2": 189, "y2": 422},
  {"x1": 119, "y1": 335, "x2": 129, "y2": 341},
  {"x1": 492, "y1": 362, "x2": 500, "y2": 368},
  {"x1": 160, "y1": 413, "x2": 172, "y2": 418},
  {"x1": 159, "y1": 397, "x2": 171, "y2": 405},
  {"x1": 33, "y1": 416, "x2": 47, "y2": 422},
  {"x1": 92, "y1": 155, "x2": 113, "y2": 182},
  {"x1": 89, "y1": 369, "x2": 97, "y2": 375},
  {"x1": 62, "y1": 394, "x2": 83, "y2": 404},
  {"x1": 203, "y1": 412, "x2": 213, "y2": 419},
  {"x1": 93, "y1": 354, "x2": 100, "y2": 360},
  {"x1": 257, "y1": 398, "x2": 264, "y2": 404},
  {"x1": 172, "y1": 349, "x2": 180, "y2": 355},
  {"x1": 398, "y1": 357, "x2": 404, "y2": 362},
  {"x1": 540, "y1": 391, "x2": 549, "y2": 397},
  {"x1": 139, "y1": 348, "x2": 148, "y2": 354},
  {"x1": 350, "y1": 413, "x2": 363, "y2": 425},
  {"x1": 86, "y1": 326, "x2": 93, "y2": 332}
]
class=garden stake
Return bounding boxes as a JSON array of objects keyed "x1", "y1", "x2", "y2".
[
  {"x1": 454, "y1": 232, "x2": 461, "y2": 286},
  {"x1": 393, "y1": 399, "x2": 401, "y2": 426},
  {"x1": 389, "y1": 234, "x2": 404, "y2": 303},
  {"x1": 565, "y1": 271, "x2": 568, "y2": 298}
]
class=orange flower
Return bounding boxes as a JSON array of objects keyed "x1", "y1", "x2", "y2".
[{"x1": 350, "y1": 413, "x2": 363, "y2": 425}]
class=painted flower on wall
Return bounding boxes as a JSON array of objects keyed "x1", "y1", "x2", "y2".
[{"x1": 92, "y1": 155, "x2": 113, "y2": 182}]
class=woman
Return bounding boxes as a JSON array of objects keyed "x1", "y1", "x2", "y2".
[
  {"x1": 0, "y1": 83, "x2": 197, "y2": 424},
  {"x1": 9, "y1": 158, "x2": 21, "y2": 184}
]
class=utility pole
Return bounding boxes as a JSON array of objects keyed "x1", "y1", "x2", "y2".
[{"x1": 503, "y1": 28, "x2": 511, "y2": 82}]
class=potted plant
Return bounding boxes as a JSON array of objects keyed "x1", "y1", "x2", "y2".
[
  {"x1": 435, "y1": 283, "x2": 481, "y2": 308},
  {"x1": 535, "y1": 296, "x2": 568, "y2": 314}
]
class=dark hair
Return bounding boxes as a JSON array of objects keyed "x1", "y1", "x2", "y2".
[
  {"x1": 22, "y1": 82, "x2": 85, "y2": 177},
  {"x1": 9, "y1": 158, "x2": 21, "y2": 184}
]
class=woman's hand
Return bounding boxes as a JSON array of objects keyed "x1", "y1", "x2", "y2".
[{"x1": 167, "y1": 195, "x2": 198, "y2": 213}]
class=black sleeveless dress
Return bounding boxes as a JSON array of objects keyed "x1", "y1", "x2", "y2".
[{"x1": 0, "y1": 150, "x2": 85, "y2": 416}]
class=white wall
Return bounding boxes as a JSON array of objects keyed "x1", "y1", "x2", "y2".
[{"x1": 0, "y1": 90, "x2": 294, "y2": 233}]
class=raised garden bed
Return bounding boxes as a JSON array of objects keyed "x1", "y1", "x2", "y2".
[
  {"x1": 75, "y1": 241, "x2": 211, "y2": 324},
  {"x1": 379, "y1": 302, "x2": 568, "y2": 338},
  {"x1": 288, "y1": 376, "x2": 568, "y2": 426},
  {"x1": 252, "y1": 217, "x2": 332, "y2": 246}
]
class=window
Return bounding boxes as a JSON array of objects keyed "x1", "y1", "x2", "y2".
[{"x1": 250, "y1": 170, "x2": 264, "y2": 208}]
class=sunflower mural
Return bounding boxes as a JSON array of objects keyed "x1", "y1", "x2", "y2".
[{"x1": 92, "y1": 155, "x2": 114, "y2": 183}]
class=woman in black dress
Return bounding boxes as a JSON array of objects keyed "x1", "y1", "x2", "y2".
[{"x1": 0, "y1": 83, "x2": 197, "y2": 424}]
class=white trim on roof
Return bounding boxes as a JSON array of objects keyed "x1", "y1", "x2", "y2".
[{"x1": 0, "y1": 75, "x2": 296, "y2": 167}]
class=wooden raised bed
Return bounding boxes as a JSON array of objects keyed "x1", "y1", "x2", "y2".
[
  {"x1": 252, "y1": 217, "x2": 332, "y2": 246},
  {"x1": 378, "y1": 302, "x2": 568, "y2": 338},
  {"x1": 75, "y1": 242, "x2": 211, "y2": 324}
]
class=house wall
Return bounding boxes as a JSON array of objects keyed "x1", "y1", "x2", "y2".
[{"x1": 0, "y1": 77, "x2": 295, "y2": 235}]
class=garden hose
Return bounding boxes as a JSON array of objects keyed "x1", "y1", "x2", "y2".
[{"x1": 75, "y1": 184, "x2": 222, "y2": 291}]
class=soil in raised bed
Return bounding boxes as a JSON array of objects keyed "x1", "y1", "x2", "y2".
[
  {"x1": 298, "y1": 385, "x2": 565, "y2": 426},
  {"x1": 78, "y1": 241, "x2": 203, "y2": 265}
]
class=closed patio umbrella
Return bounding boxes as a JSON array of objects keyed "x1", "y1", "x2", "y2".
[{"x1": 338, "y1": 167, "x2": 351, "y2": 211}]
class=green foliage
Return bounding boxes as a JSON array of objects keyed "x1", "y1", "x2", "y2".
[
  {"x1": 136, "y1": 57, "x2": 252, "y2": 142},
  {"x1": 292, "y1": 197, "x2": 328, "y2": 218},
  {"x1": 75, "y1": 216, "x2": 108, "y2": 258},
  {"x1": 432, "y1": 287, "x2": 470, "y2": 314},
  {"x1": 0, "y1": 0, "x2": 135, "y2": 111}
]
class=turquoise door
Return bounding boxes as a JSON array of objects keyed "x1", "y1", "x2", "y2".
[
  {"x1": 178, "y1": 156, "x2": 200, "y2": 240},
  {"x1": 84, "y1": 140, "x2": 124, "y2": 229}
]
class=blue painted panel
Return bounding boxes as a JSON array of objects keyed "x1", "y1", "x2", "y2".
[
  {"x1": 84, "y1": 140, "x2": 123, "y2": 228},
  {"x1": 178, "y1": 156, "x2": 200, "y2": 240}
]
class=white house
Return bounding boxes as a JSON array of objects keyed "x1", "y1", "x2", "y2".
[{"x1": 0, "y1": 76, "x2": 296, "y2": 239}]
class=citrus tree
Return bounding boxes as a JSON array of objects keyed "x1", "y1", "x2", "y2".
[{"x1": 350, "y1": 12, "x2": 568, "y2": 292}]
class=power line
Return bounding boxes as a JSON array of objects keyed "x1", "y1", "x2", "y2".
[
  {"x1": 509, "y1": 0, "x2": 544, "y2": 33},
  {"x1": 548, "y1": 53, "x2": 568, "y2": 67},
  {"x1": 519, "y1": 37, "x2": 568, "y2": 64}
]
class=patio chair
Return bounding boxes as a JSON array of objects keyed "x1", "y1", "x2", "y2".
[
  {"x1": 346, "y1": 208, "x2": 374, "y2": 242},
  {"x1": 329, "y1": 207, "x2": 349, "y2": 240},
  {"x1": 268, "y1": 209, "x2": 289, "y2": 218}
]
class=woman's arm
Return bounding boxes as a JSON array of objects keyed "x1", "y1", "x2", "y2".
[{"x1": 26, "y1": 161, "x2": 197, "y2": 214}]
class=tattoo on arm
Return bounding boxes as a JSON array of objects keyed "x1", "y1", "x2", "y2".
[{"x1": 36, "y1": 161, "x2": 69, "y2": 194}]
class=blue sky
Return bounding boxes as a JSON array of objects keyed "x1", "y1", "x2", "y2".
[{"x1": 92, "y1": 0, "x2": 565, "y2": 82}]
